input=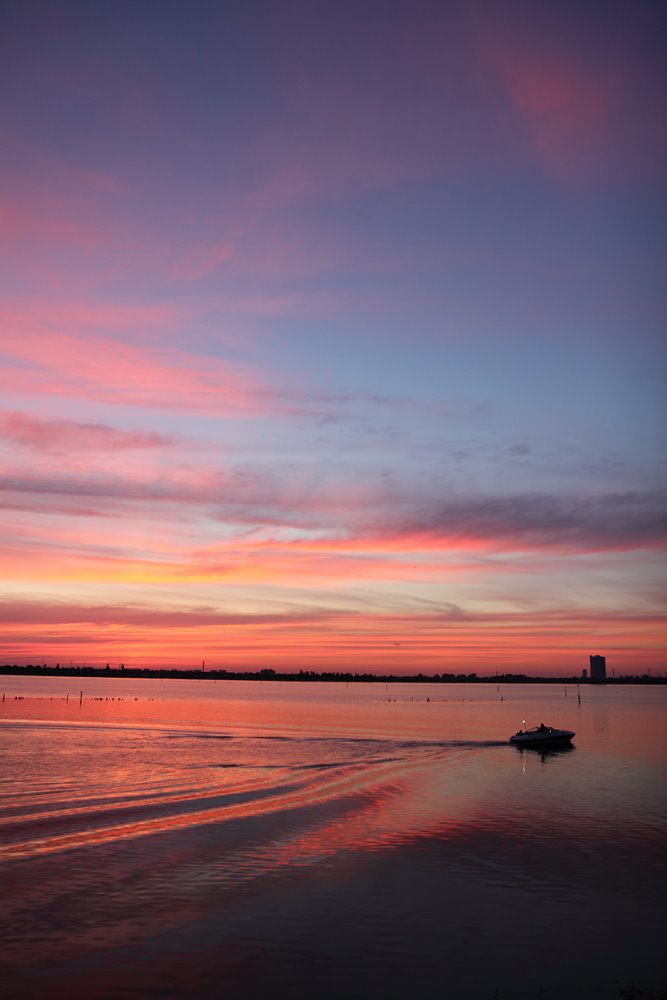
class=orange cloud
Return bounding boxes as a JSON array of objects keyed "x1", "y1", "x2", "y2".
[{"x1": 0, "y1": 602, "x2": 662, "y2": 675}]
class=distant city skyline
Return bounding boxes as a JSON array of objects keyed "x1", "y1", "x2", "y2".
[{"x1": 1, "y1": 1, "x2": 665, "y2": 674}]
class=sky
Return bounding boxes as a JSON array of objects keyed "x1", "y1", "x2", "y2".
[{"x1": 1, "y1": 0, "x2": 665, "y2": 675}]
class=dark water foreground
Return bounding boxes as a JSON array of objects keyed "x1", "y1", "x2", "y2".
[{"x1": 1, "y1": 679, "x2": 665, "y2": 999}]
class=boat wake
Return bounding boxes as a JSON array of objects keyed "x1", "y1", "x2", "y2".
[{"x1": 0, "y1": 721, "x2": 509, "y2": 864}]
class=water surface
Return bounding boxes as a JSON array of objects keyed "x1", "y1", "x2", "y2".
[{"x1": 1, "y1": 678, "x2": 665, "y2": 999}]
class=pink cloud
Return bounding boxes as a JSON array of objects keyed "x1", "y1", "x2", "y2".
[
  {"x1": 0, "y1": 132, "x2": 125, "y2": 256},
  {"x1": 165, "y1": 242, "x2": 234, "y2": 280},
  {"x1": 497, "y1": 54, "x2": 613, "y2": 181},
  {"x1": 0, "y1": 410, "x2": 177, "y2": 451},
  {"x1": 0, "y1": 128, "x2": 125, "y2": 194},
  {"x1": 0, "y1": 130, "x2": 237, "y2": 289},
  {"x1": 0, "y1": 191, "x2": 105, "y2": 251},
  {"x1": 2, "y1": 431, "x2": 665, "y2": 557},
  {"x1": 0, "y1": 302, "x2": 276, "y2": 414},
  {"x1": 0, "y1": 127, "x2": 405, "y2": 301},
  {"x1": 0, "y1": 183, "x2": 238, "y2": 291},
  {"x1": 14, "y1": 300, "x2": 178, "y2": 333},
  {"x1": 471, "y1": 11, "x2": 664, "y2": 184}
]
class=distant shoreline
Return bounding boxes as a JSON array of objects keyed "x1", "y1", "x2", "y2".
[{"x1": 1, "y1": 664, "x2": 664, "y2": 684}]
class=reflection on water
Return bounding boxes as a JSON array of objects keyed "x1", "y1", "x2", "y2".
[
  {"x1": 1, "y1": 680, "x2": 665, "y2": 999},
  {"x1": 0, "y1": 724, "x2": 507, "y2": 861},
  {"x1": 513, "y1": 742, "x2": 577, "y2": 763}
]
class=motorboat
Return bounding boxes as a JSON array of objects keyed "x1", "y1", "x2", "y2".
[{"x1": 509, "y1": 723, "x2": 575, "y2": 747}]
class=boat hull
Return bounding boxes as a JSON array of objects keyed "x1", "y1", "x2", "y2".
[{"x1": 509, "y1": 728, "x2": 575, "y2": 747}]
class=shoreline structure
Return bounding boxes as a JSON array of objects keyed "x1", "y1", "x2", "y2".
[{"x1": 0, "y1": 664, "x2": 663, "y2": 684}]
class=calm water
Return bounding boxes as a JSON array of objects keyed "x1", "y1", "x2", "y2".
[{"x1": 1, "y1": 678, "x2": 665, "y2": 1000}]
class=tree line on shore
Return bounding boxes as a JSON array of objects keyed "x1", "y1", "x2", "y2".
[{"x1": 0, "y1": 664, "x2": 663, "y2": 683}]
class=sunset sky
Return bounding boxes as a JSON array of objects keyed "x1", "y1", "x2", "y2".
[{"x1": 1, "y1": 0, "x2": 665, "y2": 674}]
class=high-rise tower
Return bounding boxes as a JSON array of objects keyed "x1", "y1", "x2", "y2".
[{"x1": 590, "y1": 654, "x2": 606, "y2": 683}]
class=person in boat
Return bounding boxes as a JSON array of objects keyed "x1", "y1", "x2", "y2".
[{"x1": 538, "y1": 723, "x2": 548, "y2": 732}]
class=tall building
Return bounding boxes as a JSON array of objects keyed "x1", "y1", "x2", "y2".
[{"x1": 590, "y1": 654, "x2": 606, "y2": 683}]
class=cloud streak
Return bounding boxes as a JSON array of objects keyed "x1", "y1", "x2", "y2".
[
  {"x1": 1, "y1": 598, "x2": 662, "y2": 674},
  {"x1": 3, "y1": 455, "x2": 664, "y2": 553},
  {"x1": 0, "y1": 410, "x2": 177, "y2": 451},
  {"x1": 370, "y1": 491, "x2": 667, "y2": 553},
  {"x1": 0, "y1": 305, "x2": 276, "y2": 414}
]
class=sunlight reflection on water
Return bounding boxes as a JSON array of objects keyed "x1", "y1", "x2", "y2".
[{"x1": 1, "y1": 680, "x2": 665, "y2": 999}]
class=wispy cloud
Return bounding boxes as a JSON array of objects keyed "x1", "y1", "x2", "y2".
[
  {"x1": 368, "y1": 491, "x2": 667, "y2": 553},
  {"x1": 0, "y1": 304, "x2": 275, "y2": 414},
  {"x1": 0, "y1": 410, "x2": 177, "y2": 451},
  {"x1": 0, "y1": 597, "x2": 662, "y2": 672},
  {"x1": 472, "y1": 6, "x2": 665, "y2": 183}
]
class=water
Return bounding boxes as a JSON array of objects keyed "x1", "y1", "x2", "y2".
[{"x1": 1, "y1": 677, "x2": 665, "y2": 999}]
